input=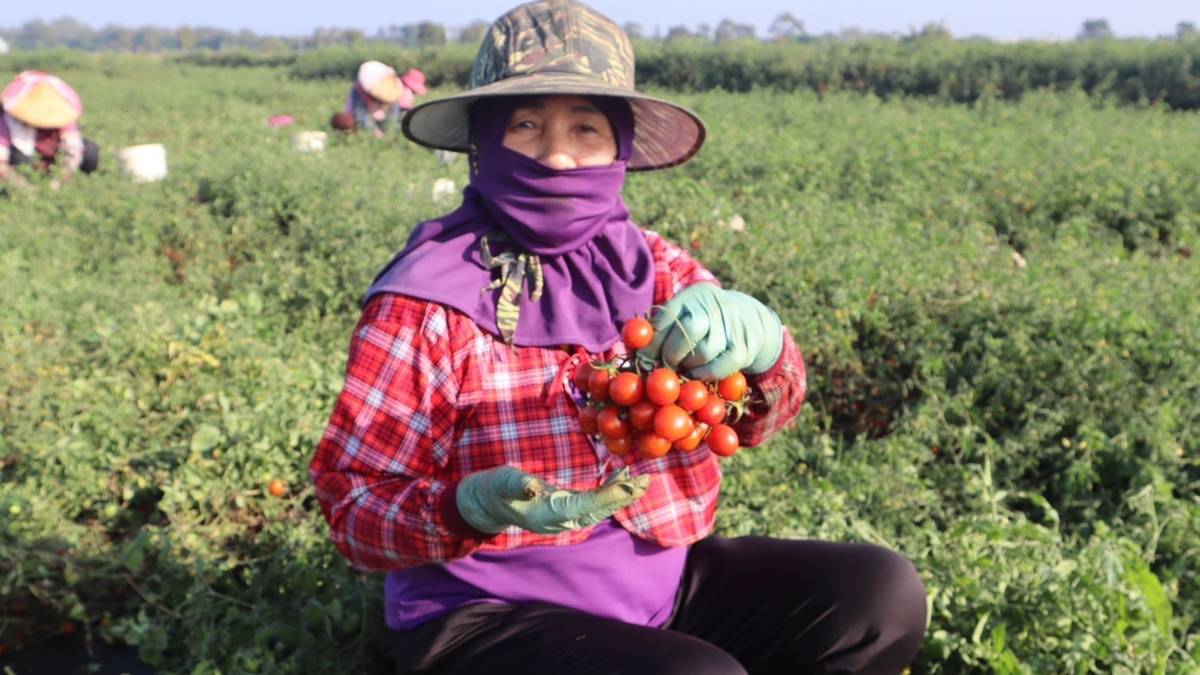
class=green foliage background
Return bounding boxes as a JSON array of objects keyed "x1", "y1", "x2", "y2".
[{"x1": 1, "y1": 53, "x2": 1198, "y2": 673}]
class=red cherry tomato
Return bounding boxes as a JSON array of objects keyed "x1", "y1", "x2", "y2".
[
  {"x1": 717, "y1": 372, "x2": 748, "y2": 402},
  {"x1": 588, "y1": 368, "x2": 613, "y2": 402},
  {"x1": 673, "y1": 423, "x2": 709, "y2": 451},
  {"x1": 608, "y1": 372, "x2": 645, "y2": 407},
  {"x1": 636, "y1": 432, "x2": 672, "y2": 459},
  {"x1": 628, "y1": 399, "x2": 658, "y2": 431},
  {"x1": 578, "y1": 405, "x2": 600, "y2": 435},
  {"x1": 621, "y1": 317, "x2": 654, "y2": 350},
  {"x1": 677, "y1": 380, "x2": 710, "y2": 412},
  {"x1": 604, "y1": 434, "x2": 633, "y2": 456},
  {"x1": 653, "y1": 404, "x2": 694, "y2": 442},
  {"x1": 573, "y1": 361, "x2": 596, "y2": 392},
  {"x1": 646, "y1": 368, "x2": 681, "y2": 406},
  {"x1": 707, "y1": 424, "x2": 740, "y2": 457},
  {"x1": 694, "y1": 397, "x2": 728, "y2": 426},
  {"x1": 597, "y1": 406, "x2": 630, "y2": 439}
]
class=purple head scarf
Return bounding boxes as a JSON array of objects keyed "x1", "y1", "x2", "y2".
[{"x1": 365, "y1": 96, "x2": 654, "y2": 352}]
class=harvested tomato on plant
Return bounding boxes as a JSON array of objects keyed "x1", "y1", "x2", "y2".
[
  {"x1": 717, "y1": 372, "x2": 748, "y2": 402},
  {"x1": 628, "y1": 399, "x2": 658, "y2": 431},
  {"x1": 268, "y1": 479, "x2": 288, "y2": 498},
  {"x1": 695, "y1": 396, "x2": 728, "y2": 426},
  {"x1": 673, "y1": 423, "x2": 709, "y2": 451},
  {"x1": 621, "y1": 316, "x2": 654, "y2": 350},
  {"x1": 653, "y1": 404, "x2": 694, "y2": 442},
  {"x1": 597, "y1": 406, "x2": 630, "y2": 439},
  {"x1": 578, "y1": 405, "x2": 601, "y2": 435},
  {"x1": 677, "y1": 379, "x2": 710, "y2": 412},
  {"x1": 603, "y1": 434, "x2": 633, "y2": 456},
  {"x1": 608, "y1": 371, "x2": 645, "y2": 406},
  {"x1": 570, "y1": 310, "x2": 761, "y2": 461},
  {"x1": 587, "y1": 368, "x2": 613, "y2": 401},
  {"x1": 706, "y1": 424, "x2": 740, "y2": 457},
  {"x1": 636, "y1": 432, "x2": 672, "y2": 459},
  {"x1": 645, "y1": 368, "x2": 681, "y2": 406},
  {"x1": 573, "y1": 361, "x2": 597, "y2": 392}
]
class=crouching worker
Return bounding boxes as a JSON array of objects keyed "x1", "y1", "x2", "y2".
[
  {"x1": 310, "y1": 2, "x2": 927, "y2": 674},
  {"x1": 0, "y1": 71, "x2": 99, "y2": 191},
  {"x1": 332, "y1": 61, "x2": 427, "y2": 138}
]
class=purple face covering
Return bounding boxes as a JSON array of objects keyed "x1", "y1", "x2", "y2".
[{"x1": 365, "y1": 96, "x2": 654, "y2": 352}]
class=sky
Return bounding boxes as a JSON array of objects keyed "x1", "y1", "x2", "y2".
[{"x1": 3, "y1": 1, "x2": 1196, "y2": 41}]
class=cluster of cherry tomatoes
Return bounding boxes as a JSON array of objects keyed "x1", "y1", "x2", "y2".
[{"x1": 573, "y1": 317, "x2": 748, "y2": 459}]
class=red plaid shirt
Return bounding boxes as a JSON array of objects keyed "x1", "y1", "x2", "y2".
[{"x1": 310, "y1": 230, "x2": 807, "y2": 571}]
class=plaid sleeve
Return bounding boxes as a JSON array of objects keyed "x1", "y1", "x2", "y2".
[
  {"x1": 733, "y1": 327, "x2": 807, "y2": 447},
  {"x1": 59, "y1": 125, "x2": 84, "y2": 171},
  {"x1": 309, "y1": 295, "x2": 487, "y2": 570}
]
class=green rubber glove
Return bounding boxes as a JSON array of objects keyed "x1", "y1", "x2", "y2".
[
  {"x1": 456, "y1": 466, "x2": 650, "y2": 535},
  {"x1": 640, "y1": 282, "x2": 783, "y2": 380}
]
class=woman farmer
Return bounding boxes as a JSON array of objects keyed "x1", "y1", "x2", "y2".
[
  {"x1": 310, "y1": 1, "x2": 927, "y2": 673},
  {"x1": 332, "y1": 61, "x2": 427, "y2": 138},
  {"x1": 0, "y1": 71, "x2": 99, "y2": 191}
]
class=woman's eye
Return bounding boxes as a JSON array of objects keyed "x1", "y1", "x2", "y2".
[
  {"x1": 513, "y1": 120, "x2": 537, "y2": 130},
  {"x1": 578, "y1": 124, "x2": 598, "y2": 134}
]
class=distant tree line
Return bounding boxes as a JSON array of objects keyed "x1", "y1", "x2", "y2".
[
  {"x1": 0, "y1": 17, "x2": 470, "y2": 52},
  {"x1": 3, "y1": 15, "x2": 1199, "y2": 53}
]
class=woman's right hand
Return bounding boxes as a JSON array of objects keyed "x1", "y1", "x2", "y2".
[{"x1": 456, "y1": 466, "x2": 649, "y2": 535}]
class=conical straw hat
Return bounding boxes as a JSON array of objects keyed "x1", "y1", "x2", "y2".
[{"x1": 1, "y1": 71, "x2": 82, "y2": 128}]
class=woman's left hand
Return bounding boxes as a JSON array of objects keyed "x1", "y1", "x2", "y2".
[{"x1": 639, "y1": 283, "x2": 783, "y2": 381}]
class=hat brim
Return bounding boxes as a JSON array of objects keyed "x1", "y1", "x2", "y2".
[
  {"x1": 364, "y1": 76, "x2": 403, "y2": 105},
  {"x1": 401, "y1": 72, "x2": 706, "y2": 171},
  {"x1": 5, "y1": 82, "x2": 80, "y2": 129},
  {"x1": 401, "y1": 74, "x2": 428, "y2": 96}
]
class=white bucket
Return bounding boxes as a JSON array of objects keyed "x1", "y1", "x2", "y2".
[
  {"x1": 116, "y1": 144, "x2": 168, "y2": 183},
  {"x1": 293, "y1": 131, "x2": 327, "y2": 154},
  {"x1": 431, "y1": 178, "x2": 457, "y2": 201}
]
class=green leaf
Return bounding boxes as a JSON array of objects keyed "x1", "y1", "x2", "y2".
[
  {"x1": 190, "y1": 424, "x2": 223, "y2": 453},
  {"x1": 1123, "y1": 558, "x2": 1171, "y2": 637}
]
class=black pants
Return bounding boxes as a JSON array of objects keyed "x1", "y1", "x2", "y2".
[
  {"x1": 9, "y1": 138, "x2": 100, "y2": 174},
  {"x1": 389, "y1": 537, "x2": 927, "y2": 675}
]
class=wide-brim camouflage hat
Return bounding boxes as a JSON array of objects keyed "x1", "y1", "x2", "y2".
[{"x1": 402, "y1": 0, "x2": 706, "y2": 171}]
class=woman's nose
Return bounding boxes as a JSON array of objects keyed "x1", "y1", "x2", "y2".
[{"x1": 538, "y1": 132, "x2": 577, "y2": 170}]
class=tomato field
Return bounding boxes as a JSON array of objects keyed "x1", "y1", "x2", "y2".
[{"x1": 2, "y1": 52, "x2": 1199, "y2": 673}]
